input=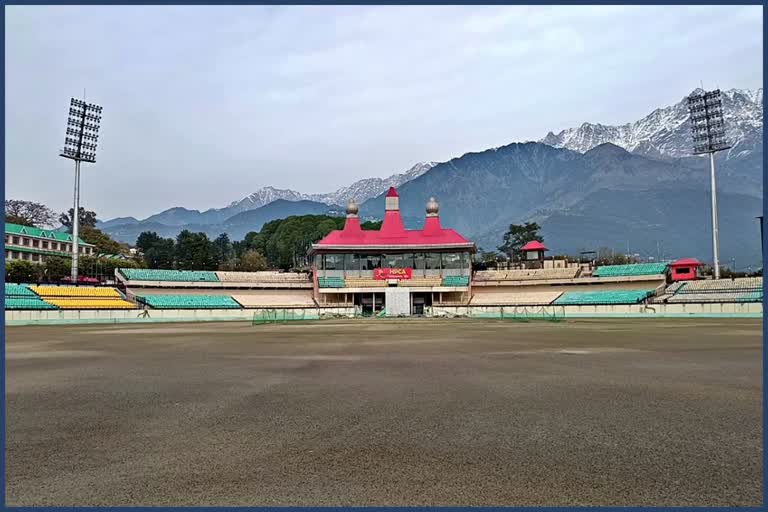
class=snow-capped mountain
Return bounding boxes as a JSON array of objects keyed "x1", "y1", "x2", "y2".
[
  {"x1": 540, "y1": 88, "x2": 763, "y2": 160},
  {"x1": 225, "y1": 162, "x2": 436, "y2": 213}
]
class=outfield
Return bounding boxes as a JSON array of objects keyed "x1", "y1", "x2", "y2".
[{"x1": 5, "y1": 318, "x2": 762, "y2": 506}]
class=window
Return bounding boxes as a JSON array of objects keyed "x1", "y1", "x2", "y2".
[
  {"x1": 324, "y1": 254, "x2": 343, "y2": 270},
  {"x1": 675, "y1": 267, "x2": 690, "y2": 274},
  {"x1": 12, "y1": 236, "x2": 19, "y2": 245},
  {"x1": 344, "y1": 254, "x2": 359, "y2": 272},
  {"x1": 32, "y1": 253, "x2": 39, "y2": 262},
  {"x1": 414, "y1": 253, "x2": 427, "y2": 270},
  {"x1": 32, "y1": 239, "x2": 39, "y2": 248},
  {"x1": 363, "y1": 255, "x2": 381, "y2": 270},
  {"x1": 424, "y1": 253, "x2": 441, "y2": 270},
  {"x1": 42, "y1": 241, "x2": 48, "y2": 249},
  {"x1": 442, "y1": 253, "x2": 462, "y2": 269},
  {"x1": 399, "y1": 253, "x2": 415, "y2": 269}
]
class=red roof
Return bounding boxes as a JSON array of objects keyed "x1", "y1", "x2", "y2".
[
  {"x1": 313, "y1": 188, "x2": 473, "y2": 249},
  {"x1": 521, "y1": 240, "x2": 548, "y2": 252},
  {"x1": 671, "y1": 258, "x2": 702, "y2": 267}
]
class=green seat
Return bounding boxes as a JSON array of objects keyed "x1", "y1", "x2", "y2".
[
  {"x1": 119, "y1": 269, "x2": 219, "y2": 282},
  {"x1": 4, "y1": 283, "x2": 38, "y2": 297},
  {"x1": 137, "y1": 295, "x2": 241, "y2": 309},
  {"x1": 441, "y1": 276, "x2": 469, "y2": 286},
  {"x1": 318, "y1": 277, "x2": 345, "y2": 288},
  {"x1": 593, "y1": 263, "x2": 668, "y2": 277},
  {"x1": 4, "y1": 297, "x2": 57, "y2": 310},
  {"x1": 554, "y1": 290, "x2": 654, "y2": 305}
]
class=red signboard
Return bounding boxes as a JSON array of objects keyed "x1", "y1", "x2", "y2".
[{"x1": 374, "y1": 268, "x2": 413, "y2": 280}]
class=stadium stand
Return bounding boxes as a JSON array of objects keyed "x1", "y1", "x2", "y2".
[
  {"x1": 215, "y1": 271, "x2": 310, "y2": 283},
  {"x1": 473, "y1": 268, "x2": 580, "y2": 281},
  {"x1": 5, "y1": 297, "x2": 58, "y2": 310},
  {"x1": 318, "y1": 277, "x2": 345, "y2": 288},
  {"x1": 344, "y1": 278, "x2": 387, "y2": 288},
  {"x1": 592, "y1": 263, "x2": 668, "y2": 277},
  {"x1": 403, "y1": 277, "x2": 443, "y2": 287},
  {"x1": 136, "y1": 295, "x2": 241, "y2": 309},
  {"x1": 442, "y1": 276, "x2": 470, "y2": 286},
  {"x1": 5, "y1": 283, "x2": 38, "y2": 297},
  {"x1": 553, "y1": 290, "x2": 655, "y2": 305},
  {"x1": 666, "y1": 292, "x2": 762, "y2": 304},
  {"x1": 232, "y1": 291, "x2": 316, "y2": 308},
  {"x1": 30, "y1": 285, "x2": 136, "y2": 309},
  {"x1": 44, "y1": 298, "x2": 136, "y2": 310},
  {"x1": 655, "y1": 277, "x2": 763, "y2": 303},
  {"x1": 30, "y1": 285, "x2": 122, "y2": 297},
  {"x1": 471, "y1": 289, "x2": 564, "y2": 305},
  {"x1": 119, "y1": 269, "x2": 219, "y2": 282},
  {"x1": 675, "y1": 277, "x2": 761, "y2": 293}
]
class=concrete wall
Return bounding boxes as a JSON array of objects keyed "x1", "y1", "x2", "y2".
[
  {"x1": 431, "y1": 302, "x2": 762, "y2": 318},
  {"x1": 6, "y1": 307, "x2": 355, "y2": 326},
  {"x1": 6, "y1": 301, "x2": 761, "y2": 325}
]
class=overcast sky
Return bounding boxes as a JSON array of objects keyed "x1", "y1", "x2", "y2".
[{"x1": 5, "y1": 5, "x2": 763, "y2": 220}]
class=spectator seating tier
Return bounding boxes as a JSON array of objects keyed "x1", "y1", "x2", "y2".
[
  {"x1": 4, "y1": 284, "x2": 38, "y2": 297},
  {"x1": 666, "y1": 291, "x2": 762, "y2": 304},
  {"x1": 675, "y1": 277, "x2": 762, "y2": 293},
  {"x1": 45, "y1": 298, "x2": 136, "y2": 309},
  {"x1": 554, "y1": 290, "x2": 655, "y2": 305},
  {"x1": 318, "y1": 277, "x2": 345, "y2": 288},
  {"x1": 232, "y1": 292, "x2": 315, "y2": 308},
  {"x1": 4, "y1": 297, "x2": 58, "y2": 310},
  {"x1": 120, "y1": 269, "x2": 219, "y2": 282},
  {"x1": 471, "y1": 290, "x2": 564, "y2": 305},
  {"x1": 402, "y1": 277, "x2": 443, "y2": 287},
  {"x1": 473, "y1": 268, "x2": 579, "y2": 281},
  {"x1": 137, "y1": 295, "x2": 241, "y2": 309},
  {"x1": 215, "y1": 271, "x2": 310, "y2": 283},
  {"x1": 30, "y1": 285, "x2": 121, "y2": 298},
  {"x1": 442, "y1": 276, "x2": 470, "y2": 287},
  {"x1": 592, "y1": 263, "x2": 668, "y2": 278}
]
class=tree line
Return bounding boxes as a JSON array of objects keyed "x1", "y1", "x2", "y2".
[{"x1": 136, "y1": 215, "x2": 382, "y2": 271}]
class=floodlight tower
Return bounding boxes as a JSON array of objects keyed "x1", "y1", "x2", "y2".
[
  {"x1": 687, "y1": 89, "x2": 730, "y2": 279},
  {"x1": 59, "y1": 97, "x2": 103, "y2": 281}
]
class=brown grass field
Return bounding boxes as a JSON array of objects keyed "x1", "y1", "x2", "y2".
[{"x1": 5, "y1": 318, "x2": 763, "y2": 506}]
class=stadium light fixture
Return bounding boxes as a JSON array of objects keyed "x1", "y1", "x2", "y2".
[
  {"x1": 59, "y1": 96, "x2": 103, "y2": 282},
  {"x1": 687, "y1": 89, "x2": 730, "y2": 279}
]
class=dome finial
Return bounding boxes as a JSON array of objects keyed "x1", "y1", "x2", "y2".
[
  {"x1": 346, "y1": 198, "x2": 359, "y2": 216},
  {"x1": 426, "y1": 197, "x2": 439, "y2": 216}
]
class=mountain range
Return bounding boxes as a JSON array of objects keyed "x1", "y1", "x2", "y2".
[{"x1": 99, "y1": 88, "x2": 763, "y2": 267}]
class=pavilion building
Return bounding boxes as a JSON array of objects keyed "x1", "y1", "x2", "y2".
[{"x1": 310, "y1": 187, "x2": 476, "y2": 315}]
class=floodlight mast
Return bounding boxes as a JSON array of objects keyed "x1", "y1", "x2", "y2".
[
  {"x1": 687, "y1": 89, "x2": 730, "y2": 279},
  {"x1": 59, "y1": 97, "x2": 102, "y2": 282}
]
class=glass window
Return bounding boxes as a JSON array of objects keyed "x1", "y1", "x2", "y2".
[
  {"x1": 343, "y1": 254, "x2": 358, "y2": 271},
  {"x1": 324, "y1": 254, "x2": 343, "y2": 270},
  {"x1": 12, "y1": 236, "x2": 19, "y2": 245},
  {"x1": 399, "y1": 253, "x2": 415, "y2": 268},
  {"x1": 414, "y1": 253, "x2": 427, "y2": 270},
  {"x1": 363, "y1": 255, "x2": 381, "y2": 270},
  {"x1": 442, "y1": 253, "x2": 461, "y2": 269},
  {"x1": 42, "y1": 241, "x2": 48, "y2": 249},
  {"x1": 425, "y1": 253, "x2": 441, "y2": 270},
  {"x1": 32, "y1": 239, "x2": 39, "y2": 248}
]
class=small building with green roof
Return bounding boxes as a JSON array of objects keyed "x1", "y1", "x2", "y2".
[{"x1": 4, "y1": 223, "x2": 95, "y2": 265}]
